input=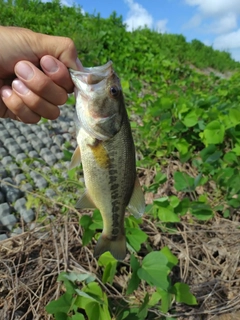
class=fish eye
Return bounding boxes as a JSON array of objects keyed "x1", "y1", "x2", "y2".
[{"x1": 109, "y1": 86, "x2": 119, "y2": 97}]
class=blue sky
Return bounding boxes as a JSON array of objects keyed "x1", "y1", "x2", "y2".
[{"x1": 60, "y1": 0, "x2": 240, "y2": 62}]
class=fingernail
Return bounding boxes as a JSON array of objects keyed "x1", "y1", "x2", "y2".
[
  {"x1": 41, "y1": 56, "x2": 59, "y2": 73},
  {"x1": 1, "y1": 87, "x2": 12, "y2": 98},
  {"x1": 12, "y1": 79, "x2": 29, "y2": 95},
  {"x1": 15, "y1": 62, "x2": 34, "y2": 80}
]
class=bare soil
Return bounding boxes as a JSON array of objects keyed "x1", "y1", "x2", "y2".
[
  {"x1": 0, "y1": 207, "x2": 240, "y2": 319},
  {"x1": 0, "y1": 162, "x2": 240, "y2": 320}
]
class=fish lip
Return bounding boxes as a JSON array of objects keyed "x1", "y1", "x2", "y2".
[
  {"x1": 81, "y1": 60, "x2": 112, "y2": 74},
  {"x1": 69, "y1": 61, "x2": 113, "y2": 84},
  {"x1": 71, "y1": 60, "x2": 118, "y2": 141}
]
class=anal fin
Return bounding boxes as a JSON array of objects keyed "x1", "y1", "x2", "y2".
[
  {"x1": 76, "y1": 190, "x2": 96, "y2": 209},
  {"x1": 127, "y1": 177, "x2": 145, "y2": 218}
]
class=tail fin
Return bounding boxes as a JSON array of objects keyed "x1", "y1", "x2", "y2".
[{"x1": 94, "y1": 234, "x2": 126, "y2": 261}]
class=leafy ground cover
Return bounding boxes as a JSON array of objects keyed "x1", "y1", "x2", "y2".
[{"x1": 1, "y1": 1, "x2": 240, "y2": 319}]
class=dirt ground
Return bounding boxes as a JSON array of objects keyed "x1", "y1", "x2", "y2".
[
  {"x1": 0, "y1": 206, "x2": 240, "y2": 320},
  {"x1": 1, "y1": 160, "x2": 240, "y2": 319}
]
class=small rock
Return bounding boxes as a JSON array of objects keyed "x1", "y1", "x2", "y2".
[
  {"x1": 29, "y1": 222, "x2": 36, "y2": 230},
  {"x1": 62, "y1": 172, "x2": 69, "y2": 179},
  {"x1": 31, "y1": 124, "x2": 40, "y2": 133},
  {"x1": 8, "y1": 146, "x2": 23, "y2": 158},
  {"x1": 30, "y1": 171, "x2": 39, "y2": 180},
  {"x1": 16, "y1": 153, "x2": 27, "y2": 162},
  {"x1": 6, "y1": 189, "x2": 22, "y2": 203},
  {"x1": 42, "y1": 136, "x2": 53, "y2": 148},
  {"x1": 0, "y1": 168, "x2": 8, "y2": 179},
  {"x1": 62, "y1": 133, "x2": 72, "y2": 141},
  {"x1": 53, "y1": 135, "x2": 65, "y2": 147},
  {"x1": 21, "y1": 209, "x2": 35, "y2": 223},
  {"x1": 45, "y1": 188, "x2": 57, "y2": 198},
  {"x1": 32, "y1": 160, "x2": 42, "y2": 168},
  {"x1": 21, "y1": 142, "x2": 33, "y2": 153},
  {"x1": 54, "y1": 163, "x2": 64, "y2": 170},
  {"x1": 31, "y1": 140, "x2": 44, "y2": 152},
  {"x1": 15, "y1": 173, "x2": 27, "y2": 185},
  {"x1": 20, "y1": 127, "x2": 32, "y2": 137},
  {"x1": 20, "y1": 183, "x2": 33, "y2": 192},
  {"x1": 5, "y1": 122, "x2": 16, "y2": 131},
  {"x1": 11, "y1": 227, "x2": 23, "y2": 236},
  {"x1": 10, "y1": 128, "x2": 21, "y2": 138},
  {"x1": 3, "y1": 137, "x2": 15, "y2": 148},
  {"x1": 0, "y1": 191, "x2": 5, "y2": 204},
  {"x1": 56, "y1": 152, "x2": 64, "y2": 160},
  {"x1": 28, "y1": 150, "x2": 39, "y2": 158},
  {"x1": 0, "y1": 234, "x2": 8, "y2": 241},
  {"x1": 1, "y1": 214, "x2": 17, "y2": 229},
  {"x1": 16, "y1": 135, "x2": 26, "y2": 145},
  {"x1": 8, "y1": 163, "x2": 21, "y2": 176},
  {"x1": 26, "y1": 133, "x2": 37, "y2": 142},
  {"x1": 69, "y1": 127, "x2": 75, "y2": 134},
  {"x1": 14, "y1": 197, "x2": 26, "y2": 212},
  {"x1": 50, "y1": 145, "x2": 61, "y2": 154},
  {"x1": 0, "y1": 147, "x2": 8, "y2": 159},
  {"x1": 50, "y1": 176, "x2": 59, "y2": 184},
  {"x1": 21, "y1": 162, "x2": 29, "y2": 171},
  {"x1": 0, "y1": 130, "x2": 10, "y2": 140},
  {"x1": 37, "y1": 131, "x2": 47, "y2": 140},
  {"x1": 43, "y1": 153, "x2": 57, "y2": 166},
  {"x1": 71, "y1": 140, "x2": 77, "y2": 148},
  {"x1": 0, "y1": 203, "x2": 12, "y2": 219},
  {"x1": 1, "y1": 156, "x2": 13, "y2": 166},
  {"x1": 42, "y1": 166, "x2": 51, "y2": 174},
  {"x1": 1, "y1": 177, "x2": 14, "y2": 193},
  {"x1": 39, "y1": 147, "x2": 50, "y2": 158},
  {"x1": 57, "y1": 186, "x2": 64, "y2": 192},
  {"x1": 35, "y1": 178, "x2": 48, "y2": 190}
]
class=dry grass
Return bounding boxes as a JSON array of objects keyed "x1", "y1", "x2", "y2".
[
  {"x1": 1, "y1": 206, "x2": 240, "y2": 320},
  {"x1": 1, "y1": 162, "x2": 240, "y2": 319}
]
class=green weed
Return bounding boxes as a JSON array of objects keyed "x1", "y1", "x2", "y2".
[{"x1": 2, "y1": 0, "x2": 240, "y2": 318}]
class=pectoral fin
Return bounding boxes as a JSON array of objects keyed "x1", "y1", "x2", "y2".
[
  {"x1": 127, "y1": 178, "x2": 145, "y2": 218},
  {"x1": 69, "y1": 146, "x2": 81, "y2": 170},
  {"x1": 76, "y1": 190, "x2": 96, "y2": 209},
  {"x1": 89, "y1": 141, "x2": 110, "y2": 169}
]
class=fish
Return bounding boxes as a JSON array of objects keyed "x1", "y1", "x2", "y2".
[{"x1": 69, "y1": 61, "x2": 145, "y2": 260}]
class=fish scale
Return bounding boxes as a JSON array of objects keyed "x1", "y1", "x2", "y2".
[{"x1": 69, "y1": 61, "x2": 145, "y2": 260}]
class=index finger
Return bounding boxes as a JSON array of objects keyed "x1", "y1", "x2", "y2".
[
  {"x1": 14, "y1": 61, "x2": 68, "y2": 105},
  {"x1": 40, "y1": 55, "x2": 74, "y2": 93},
  {"x1": 31, "y1": 33, "x2": 80, "y2": 70}
]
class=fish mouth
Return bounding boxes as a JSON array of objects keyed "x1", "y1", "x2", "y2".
[
  {"x1": 70, "y1": 61, "x2": 118, "y2": 141},
  {"x1": 69, "y1": 61, "x2": 113, "y2": 85}
]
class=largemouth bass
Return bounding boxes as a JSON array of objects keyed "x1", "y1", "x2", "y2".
[{"x1": 69, "y1": 61, "x2": 145, "y2": 260}]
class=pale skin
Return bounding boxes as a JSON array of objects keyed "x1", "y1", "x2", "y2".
[{"x1": 0, "y1": 26, "x2": 83, "y2": 123}]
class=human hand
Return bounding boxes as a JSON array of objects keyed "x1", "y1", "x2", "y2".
[{"x1": 0, "y1": 26, "x2": 82, "y2": 123}]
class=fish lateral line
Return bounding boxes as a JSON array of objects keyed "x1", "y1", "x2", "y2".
[{"x1": 70, "y1": 61, "x2": 145, "y2": 261}]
